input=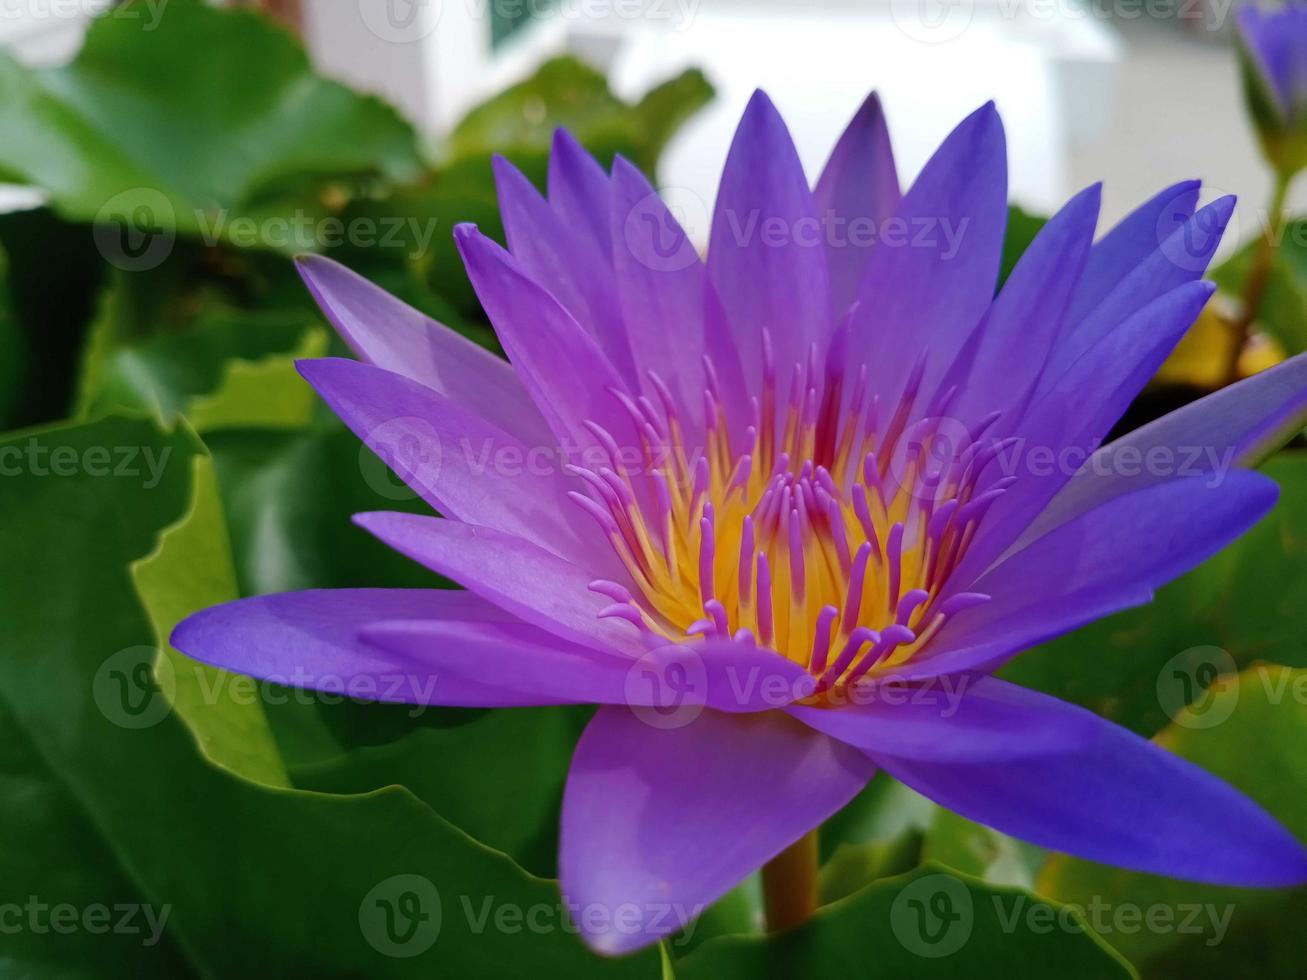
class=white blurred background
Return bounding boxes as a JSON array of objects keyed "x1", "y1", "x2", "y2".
[{"x1": 1, "y1": 0, "x2": 1297, "y2": 242}]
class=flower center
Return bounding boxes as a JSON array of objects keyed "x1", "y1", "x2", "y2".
[{"x1": 575, "y1": 332, "x2": 1002, "y2": 690}]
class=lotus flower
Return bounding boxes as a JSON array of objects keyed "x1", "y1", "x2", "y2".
[
  {"x1": 1237, "y1": 2, "x2": 1307, "y2": 176},
  {"x1": 175, "y1": 93, "x2": 1307, "y2": 954}
]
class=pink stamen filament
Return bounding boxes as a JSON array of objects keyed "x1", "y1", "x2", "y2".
[{"x1": 576, "y1": 347, "x2": 1000, "y2": 700}]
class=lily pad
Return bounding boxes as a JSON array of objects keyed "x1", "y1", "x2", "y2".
[
  {"x1": 0, "y1": 0, "x2": 421, "y2": 250},
  {"x1": 0, "y1": 414, "x2": 662, "y2": 978},
  {"x1": 1037, "y1": 666, "x2": 1307, "y2": 978},
  {"x1": 676, "y1": 864, "x2": 1136, "y2": 979},
  {"x1": 1001, "y1": 453, "x2": 1307, "y2": 736}
]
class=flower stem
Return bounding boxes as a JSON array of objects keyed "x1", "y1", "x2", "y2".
[
  {"x1": 762, "y1": 830, "x2": 819, "y2": 934},
  {"x1": 1227, "y1": 172, "x2": 1292, "y2": 386}
]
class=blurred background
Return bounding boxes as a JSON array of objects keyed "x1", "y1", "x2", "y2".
[{"x1": 2, "y1": 0, "x2": 1298, "y2": 231}]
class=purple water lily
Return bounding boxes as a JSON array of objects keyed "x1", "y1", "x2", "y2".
[
  {"x1": 175, "y1": 93, "x2": 1307, "y2": 954},
  {"x1": 1237, "y1": 2, "x2": 1307, "y2": 175}
]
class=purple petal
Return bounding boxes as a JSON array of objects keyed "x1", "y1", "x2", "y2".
[
  {"x1": 297, "y1": 357, "x2": 601, "y2": 568},
  {"x1": 847, "y1": 101, "x2": 1008, "y2": 414},
  {"x1": 1061, "y1": 179, "x2": 1200, "y2": 331},
  {"x1": 708, "y1": 90, "x2": 833, "y2": 406},
  {"x1": 958, "y1": 280, "x2": 1218, "y2": 581},
  {"x1": 295, "y1": 254, "x2": 552, "y2": 446},
  {"x1": 1237, "y1": 6, "x2": 1307, "y2": 121},
  {"x1": 454, "y1": 223, "x2": 642, "y2": 463},
  {"x1": 787, "y1": 675, "x2": 1096, "y2": 762},
  {"x1": 360, "y1": 617, "x2": 634, "y2": 707},
  {"x1": 903, "y1": 469, "x2": 1278, "y2": 680},
  {"x1": 607, "y1": 155, "x2": 753, "y2": 436},
  {"x1": 1043, "y1": 194, "x2": 1234, "y2": 382},
  {"x1": 812, "y1": 91, "x2": 900, "y2": 312},
  {"x1": 493, "y1": 156, "x2": 637, "y2": 385},
  {"x1": 548, "y1": 128, "x2": 613, "y2": 258},
  {"x1": 364, "y1": 624, "x2": 808, "y2": 713},
  {"x1": 1024, "y1": 350, "x2": 1307, "y2": 544},
  {"x1": 171, "y1": 588, "x2": 544, "y2": 706},
  {"x1": 865, "y1": 680, "x2": 1307, "y2": 886},
  {"x1": 943, "y1": 182, "x2": 1101, "y2": 426},
  {"x1": 609, "y1": 155, "x2": 706, "y2": 430},
  {"x1": 353, "y1": 512, "x2": 644, "y2": 656},
  {"x1": 560, "y1": 706, "x2": 875, "y2": 953}
]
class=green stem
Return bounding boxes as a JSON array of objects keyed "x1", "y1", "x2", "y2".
[
  {"x1": 761, "y1": 830, "x2": 819, "y2": 934},
  {"x1": 1227, "y1": 172, "x2": 1292, "y2": 386}
]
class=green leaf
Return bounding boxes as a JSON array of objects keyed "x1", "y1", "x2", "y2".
[
  {"x1": 204, "y1": 422, "x2": 443, "y2": 597},
  {"x1": 78, "y1": 298, "x2": 323, "y2": 426},
  {"x1": 1212, "y1": 221, "x2": 1307, "y2": 356},
  {"x1": 998, "y1": 206, "x2": 1047, "y2": 289},
  {"x1": 131, "y1": 453, "x2": 289, "y2": 787},
  {"x1": 921, "y1": 810, "x2": 1045, "y2": 889},
  {"x1": 1001, "y1": 452, "x2": 1307, "y2": 736},
  {"x1": 675, "y1": 864, "x2": 1137, "y2": 979},
  {"x1": 446, "y1": 56, "x2": 712, "y2": 175},
  {"x1": 186, "y1": 325, "x2": 326, "y2": 431},
  {"x1": 627, "y1": 69, "x2": 716, "y2": 170},
  {"x1": 0, "y1": 207, "x2": 105, "y2": 428},
  {"x1": 292, "y1": 706, "x2": 581, "y2": 877},
  {"x1": 0, "y1": 414, "x2": 662, "y2": 977},
  {"x1": 816, "y1": 773, "x2": 934, "y2": 902},
  {"x1": 0, "y1": 0, "x2": 421, "y2": 251},
  {"x1": 1037, "y1": 665, "x2": 1307, "y2": 978},
  {"x1": 0, "y1": 700, "x2": 195, "y2": 977},
  {"x1": 0, "y1": 243, "x2": 21, "y2": 427}
]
